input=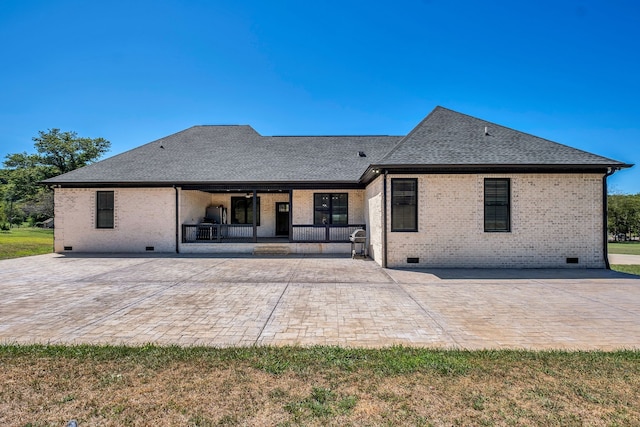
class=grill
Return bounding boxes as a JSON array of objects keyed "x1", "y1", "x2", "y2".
[
  {"x1": 349, "y1": 229, "x2": 366, "y2": 243},
  {"x1": 349, "y1": 229, "x2": 367, "y2": 258}
]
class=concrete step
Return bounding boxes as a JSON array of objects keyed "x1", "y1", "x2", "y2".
[{"x1": 252, "y1": 245, "x2": 291, "y2": 255}]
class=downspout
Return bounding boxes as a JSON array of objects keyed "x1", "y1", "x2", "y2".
[
  {"x1": 602, "y1": 168, "x2": 617, "y2": 269},
  {"x1": 174, "y1": 185, "x2": 179, "y2": 254},
  {"x1": 383, "y1": 170, "x2": 388, "y2": 268}
]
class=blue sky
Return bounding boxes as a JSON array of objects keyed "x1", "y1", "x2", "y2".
[{"x1": 1, "y1": 0, "x2": 638, "y2": 193}]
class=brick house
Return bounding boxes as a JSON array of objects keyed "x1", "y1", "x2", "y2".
[{"x1": 44, "y1": 107, "x2": 632, "y2": 268}]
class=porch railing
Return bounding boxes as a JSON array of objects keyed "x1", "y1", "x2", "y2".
[
  {"x1": 182, "y1": 223, "x2": 366, "y2": 243},
  {"x1": 182, "y1": 224, "x2": 253, "y2": 243},
  {"x1": 291, "y1": 224, "x2": 365, "y2": 243}
]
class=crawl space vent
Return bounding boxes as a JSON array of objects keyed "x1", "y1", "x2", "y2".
[
  {"x1": 64, "y1": 246, "x2": 73, "y2": 251},
  {"x1": 566, "y1": 257, "x2": 579, "y2": 264},
  {"x1": 146, "y1": 246, "x2": 155, "y2": 252},
  {"x1": 407, "y1": 257, "x2": 420, "y2": 264}
]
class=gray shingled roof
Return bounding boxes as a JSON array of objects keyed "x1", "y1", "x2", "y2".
[
  {"x1": 44, "y1": 125, "x2": 401, "y2": 184},
  {"x1": 379, "y1": 106, "x2": 628, "y2": 167},
  {"x1": 44, "y1": 106, "x2": 629, "y2": 186}
]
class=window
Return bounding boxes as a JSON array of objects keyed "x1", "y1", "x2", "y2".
[
  {"x1": 231, "y1": 196, "x2": 260, "y2": 225},
  {"x1": 96, "y1": 191, "x2": 114, "y2": 229},
  {"x1": 314, "y1": 193, "x2": 348, "y2": 225},
  {"x1": 391, "y1": 179, "x2": 418, "y2": 231},
  {"x1": 484, "y1": 178, "x2": 510, "y2": 232}
]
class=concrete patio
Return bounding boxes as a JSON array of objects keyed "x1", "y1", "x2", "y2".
[{"x1": 1, "y1": 253, "x2": 639, "y2": 350}]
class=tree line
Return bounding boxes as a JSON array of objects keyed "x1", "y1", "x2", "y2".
[
  {"x1": 0, "y1": 129, "x2": 109, "y2": 228},
  {"x1": 608, "y1": 193, "x2": 640, "y2": 241}
]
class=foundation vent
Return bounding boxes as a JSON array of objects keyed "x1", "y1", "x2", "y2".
[
  {"x1": 64, "y1": 246, "x2": 73, "y2": 251},
  {"x1": 566, "y1": 257, "x2": 579, "y2": 264},
  {"x1": 146, "y1": 246, "x2": 155, "y2": 251},
  {"x1": 407, "y1": 257, "x2": 420, "y2": 264}
]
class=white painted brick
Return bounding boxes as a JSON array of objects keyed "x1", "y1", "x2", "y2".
[
  {"x1": 380, "y1": 173, "x2": 605, "y2": 268},
  {"x1": 55, "y1": 174, "x2": 605, "y2": 269},
  {"x1": 54, "y1": 188, "x2": 176, "y2": 252},
  {"x1": 365, "y1": 175, "x2": 384, "y2": 264}
]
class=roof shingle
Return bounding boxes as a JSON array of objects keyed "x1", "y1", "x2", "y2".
[
  {"x1": 379, "y1": 107, "x2": 627, "y2": 166},
  {"x1": 44, "y1": 106, "x2": 630, "y2": 186}
]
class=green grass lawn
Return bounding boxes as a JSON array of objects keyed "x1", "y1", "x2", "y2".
[
  {"x1": 1, "y1": 345, "x2": 639, "y2": 425},
  {"x1": 609, "y1": 242, "x2": 640, "y2": 276},
  {"x1": 0, "y1": 227, "x2": 53, "y2": 260},
  {"x1": 611, "y1": 264, "x2": 640, "y2": 275},
  {"x1": 608, "y1": 241, "x2": 640, "y2": 255}
]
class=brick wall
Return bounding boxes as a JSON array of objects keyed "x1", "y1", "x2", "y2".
[
  {"x1": 365, "y1": 175, "x2": 384, "y2": 264},
  {"x1": 54, "y1": 187, "x2": 176, "y2": 253},
  {"x1": 381, "y1": 173, "x2": 605, "y2": 268}
]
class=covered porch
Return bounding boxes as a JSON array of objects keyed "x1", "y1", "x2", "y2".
[{"x1": 178, "y1": 185, "x2": 366, "y2": 253}]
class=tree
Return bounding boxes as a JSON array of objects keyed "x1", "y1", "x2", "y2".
[
  {"x1": 608, "y1": 193, "x2": 640, "y2": 240},
  {"x1": 31, "y1": 129, "x2": 111, "y2": 175},
  {"x1": 2, "y1": 155, "x2": 50, "y2": 200},
  {"x1": 1, "y1": 129, "x2": 110, "y2": 227}
]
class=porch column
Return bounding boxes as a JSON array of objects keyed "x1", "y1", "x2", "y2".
[
  {"x1": 288, "y1": 189, "x2": 293, "y2": 242},
  {"x1": 252, "y1": 189, "x2": 258, "y2": 243}
]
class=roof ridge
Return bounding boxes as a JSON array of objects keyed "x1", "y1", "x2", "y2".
[
  {"x1": 192, "y1": 124, "x2": 253, "y2": 127},
  {"x1": 377, "y1": 106, "x2": 444, "y2": 163},
  {"x1": 266, "y1": 134, "x2": 400, "y2": 138},
  {"x1": 192, "y1": 124, "x2": 261, "y2": 136}
]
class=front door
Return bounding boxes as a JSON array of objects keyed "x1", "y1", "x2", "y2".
[{"x1": 275, "y1": 202, "x2": 289, "y2": 237}]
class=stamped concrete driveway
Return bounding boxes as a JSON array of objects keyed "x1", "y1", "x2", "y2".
[{"x1": 1, "y1": 254, "x2": 639, "y2": 350}]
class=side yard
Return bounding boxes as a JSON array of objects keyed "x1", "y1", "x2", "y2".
[
  {"x1": 0, "y1": 228, "x2": 53, "y2": 260},
  {"x1": 609, "y1": 242, "x2": 640, "y2": 255},
  {"x1": 609, "y1": 242, "x2": 640, "y2": 275}
]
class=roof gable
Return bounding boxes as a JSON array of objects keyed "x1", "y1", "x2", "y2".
[{"x1": 379, "y1": 106, "x2": 627, "y2": 167}]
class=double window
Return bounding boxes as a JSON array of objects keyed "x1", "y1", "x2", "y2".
[
  {"x1": 484, "y1": 178, "x2": 510, "y2": 232},
  {"x1": 314, "y1": 193, "x2": 348, "y2": 225},
  {"x1": 231, "y1": 196, "x2": 260, "y2": 225},
  {"x1": 391, "y1": 179, "x2": 418, "y2": 231},
  {"x1": 96, "y1": 191, "x2": 114, "y2": 229}
]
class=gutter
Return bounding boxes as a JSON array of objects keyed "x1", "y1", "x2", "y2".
[
  {"x1": 602, "y1": 168, "x2": 618, "y2": 269},
  {"x1": 359, "y1": 163, "x2": 633, "y2": 185}
]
